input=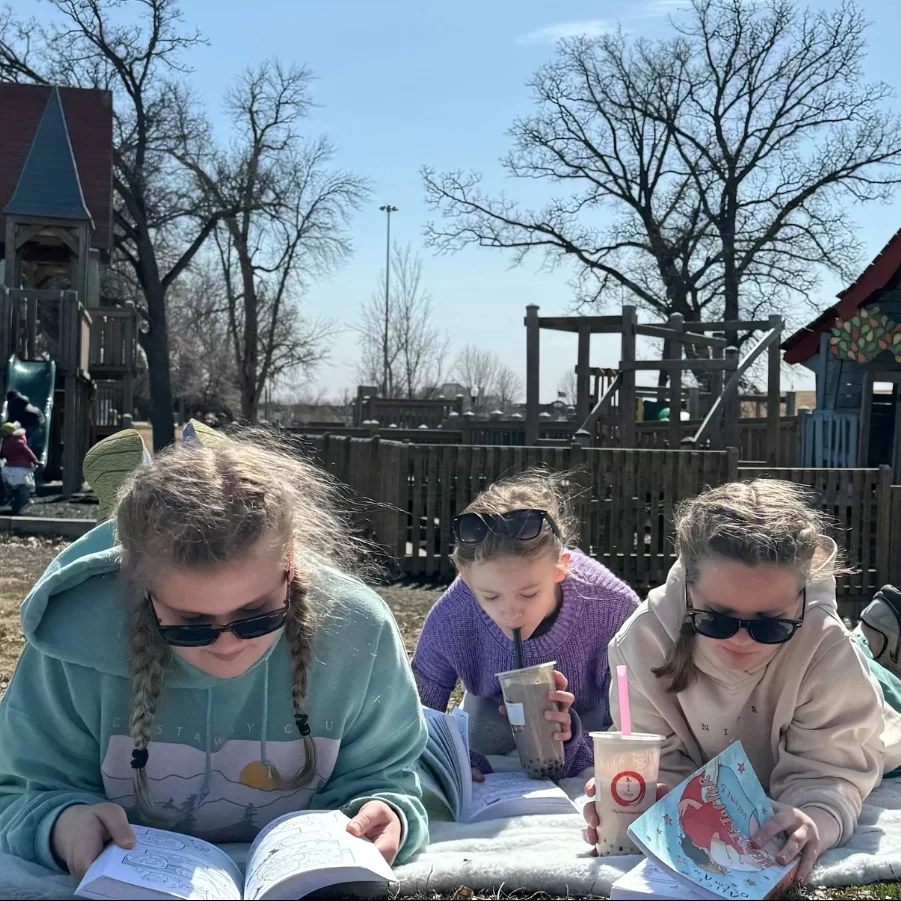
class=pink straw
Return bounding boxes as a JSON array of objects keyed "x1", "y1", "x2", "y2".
[{"x1": 617, "y1": 665, "x2": 632, "y2": 736}]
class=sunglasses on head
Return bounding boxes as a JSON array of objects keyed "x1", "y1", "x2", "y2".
[
  {"x1": 452, "y1": 508, "x2": 560, "y2": 544},
  {"x1": 152, "y1": 579, "x2": 291, "y2": 648},
  {"x1": 684, "y1": 584, "x2": 806, "y2": 645}
]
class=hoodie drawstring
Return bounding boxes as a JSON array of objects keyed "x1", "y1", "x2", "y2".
[
  {"x1": 200, "y1": 689, "x2": 213, "y2": 800},
  {"x1": 261, "y1": 660, "x2": 272, "y2": 775}
]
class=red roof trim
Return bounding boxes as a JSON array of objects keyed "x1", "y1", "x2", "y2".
[{"x1": 783, "y1": 226, "x2": 901, "y2": 365}]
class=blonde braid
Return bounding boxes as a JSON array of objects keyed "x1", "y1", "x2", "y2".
[
  {"x1": 128, "y1": 593, "x2": 173, "y2": 821},
  {"x1": 275, "y1": 574, "x2": 319, "y2": 789}
]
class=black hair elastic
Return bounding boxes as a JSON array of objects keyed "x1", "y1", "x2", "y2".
[
  {"x1": 295, "y1": 714, "x2": 311, "y2": 737},
  {"x1": 131, "y1": 748, "x2": 149, "y2": 770}
]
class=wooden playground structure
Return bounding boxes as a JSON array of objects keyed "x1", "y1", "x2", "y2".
[
  {"x1": 523, "y1": 305, "x2": 787, "y2": 462},
  {"x1": 0, "y1": 84, "x2": 138, "y2": 494}
]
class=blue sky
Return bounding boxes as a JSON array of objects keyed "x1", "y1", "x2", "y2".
[{"x1": 22, "y1": 0, "x2": 901, "y2": 398}]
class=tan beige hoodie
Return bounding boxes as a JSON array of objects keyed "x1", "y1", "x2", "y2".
[{"x1": 608, "y1": 540, "x2": 901, "y2": 846}]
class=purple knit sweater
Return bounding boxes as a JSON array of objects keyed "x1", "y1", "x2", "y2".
[{"x1": 412, "y1": 551, "x2": 639, "y2": 777}]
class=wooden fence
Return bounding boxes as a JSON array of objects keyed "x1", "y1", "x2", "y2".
[{"x1": 307, "y1": 436, "x2": 901, "y2": 618}]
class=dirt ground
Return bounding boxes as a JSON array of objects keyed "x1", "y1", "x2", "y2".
[{"x1": 0, "y1": 536, "x2": 897, "y2": 900}]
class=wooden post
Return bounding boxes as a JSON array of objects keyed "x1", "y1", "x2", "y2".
[
  {"x1": 576, "y1": 322, "x2": 591, "y2": 422},
  {"x1": 708, "y1": 333, "x2": 725, "y2": 449},
  {"x1": 784, "y1": 391, "x2": 796, "y2": 416},
  {"x1": 687, "y1": 386, "x2": 701, "y2": 420},
  {"x1": 724, "y1": 346, "x2": 740, "y2": 452},
  {"x1": 767, "y1": 314, "x2": 782, "y2": 465},
  {"x1": 668, "y1": 313, "x2": 683, "y2": 450},
  {"x1": 525, "y1": 304, "x2": 540, "y2": 445},
  {"x1": 621, "y1": 306, "x2": 637, "y2": 447},
  {"x1": 797, "y1": 407, "x2": 811, "y2": 466},
  {"x1": 0, "y1": 287, "x2": 8, "y2": 388}
]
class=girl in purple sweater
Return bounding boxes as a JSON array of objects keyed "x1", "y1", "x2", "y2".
[{"x1": 412, "y1": 471, "x2": 639, "y2": 778}]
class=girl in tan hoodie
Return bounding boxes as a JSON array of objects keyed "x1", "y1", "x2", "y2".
[{"x1": 583, "y1": 479, "x2": 901, "y2": 881}]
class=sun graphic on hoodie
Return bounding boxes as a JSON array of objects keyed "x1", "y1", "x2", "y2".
[{"x1": 238, "y1": 761, "x2": 281, "y2": 790}]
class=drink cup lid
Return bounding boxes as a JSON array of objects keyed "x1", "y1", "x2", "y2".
[
  {"x1": 496, "y1": 661, "x2": 557, "y2": 679},
  {"x1": 589, "y1": 731, "x2": 665, "y2": 743}
]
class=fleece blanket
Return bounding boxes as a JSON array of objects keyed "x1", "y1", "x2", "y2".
[{"x1": 4, "y1": 763, "x2": 901, "y2": 899}]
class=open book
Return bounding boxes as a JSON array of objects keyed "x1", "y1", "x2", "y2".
[
  {"x1": 421, "y1": 706, "x2": 577, "y2": 822},
  {"x1": 76, "y1": 809, "x2": 394, "y2": 900},
  {"x1": 611, "y1": 743, "x2": 797, "y2": 901}
]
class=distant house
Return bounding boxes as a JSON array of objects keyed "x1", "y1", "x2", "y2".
[{"x1": 783, "y1": 229, "x2": 901, "y2": 477}]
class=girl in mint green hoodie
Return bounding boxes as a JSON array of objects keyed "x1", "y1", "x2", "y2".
[{"x1": 0, "y1": 434, "x2": 428, "y2": 880}]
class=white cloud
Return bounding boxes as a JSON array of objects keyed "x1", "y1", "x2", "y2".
[
  {"x1": 635, "y1": 0, "x2": 690, "y2": 18},
  {"x1": 516, "y1": 19, "x2": 617, "y2": 46}
]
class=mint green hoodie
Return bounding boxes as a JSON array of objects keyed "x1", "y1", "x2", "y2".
[{"x1": 0, "y1": 523, "x2": 428, "y2": 870}]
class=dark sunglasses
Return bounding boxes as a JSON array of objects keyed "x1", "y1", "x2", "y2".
[
  {"x1": 153, "y1": 580, "x2": 291, "y2": 648},
  {"x1": 685, "y1": 585, "x2": 806, "y2": 645},
  {"x1": 452, "y1": 509, "x2": 561, "y2": 544}
]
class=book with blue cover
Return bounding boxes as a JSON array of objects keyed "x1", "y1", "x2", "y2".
[{"x1": 612, "y1": 742, "x2": 797, "y2": 900}]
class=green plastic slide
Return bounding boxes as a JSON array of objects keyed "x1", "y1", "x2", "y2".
[{"x1": 2, "y1": 355, "x2": 56, "y2": 469}]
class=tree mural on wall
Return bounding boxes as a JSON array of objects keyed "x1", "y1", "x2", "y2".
[{"x1": 830, "y1": 306, "x2": 901, "y2": 363}]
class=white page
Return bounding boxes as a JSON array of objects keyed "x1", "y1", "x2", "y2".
[
  {"x1": 77, "y1": 826, "x2": 243, "y2": 900},
  {"x1": 242, "y1": 809, "x2": 393, "y2": 901},
  {"x1": 611, "y1": 860, "x2": 709, "y2": 900},
  {"x1": 469, "y1": 771, "x2": 576, "y2": 821}
]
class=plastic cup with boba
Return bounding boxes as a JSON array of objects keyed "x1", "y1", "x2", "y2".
[
  {"x1": 591, "y1": 666, "x2": 664, "y2": 856},
  {"x1": 496, "y1": 661, "x2": 566, "y2": 779},
  {"x1": 591, "y1": 730, "x2": 664, "y2": 855}
]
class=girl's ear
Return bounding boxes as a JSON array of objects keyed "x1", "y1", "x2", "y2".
[{"x1": 555, "y1": 552, "x2": 571, "y2": 583}]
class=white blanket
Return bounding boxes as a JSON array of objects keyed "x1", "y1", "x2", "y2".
[{"x1": 4, "y1": 773, "x2": 901, "y2": 899}]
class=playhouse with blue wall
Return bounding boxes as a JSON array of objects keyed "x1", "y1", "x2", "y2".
[{"x1": 783, "y1": 228, "x2": 901, "y2": 479}]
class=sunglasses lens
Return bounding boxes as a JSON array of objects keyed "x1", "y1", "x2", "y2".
[
  {"x1": 748, "y1": 620, "x2": 796, "y2": 644},
  {"x1": 454, "y1": 514, "x2": 488, "y2": 543},
  {"x1": 503, "y1": 511, "x2": 544, "y2": 540},
  {"x1": 158, "y1": 626, "x2": 219, "y2": 647},
  {"x1": 690, "y1": 611, "x2": 737, "y2": 640},
  {"x1": 232, "y1": 611, "x2": 287, "y2": 640},
  {"x1": 455, "y1": 510, "x2": 547, "y2": 543}
]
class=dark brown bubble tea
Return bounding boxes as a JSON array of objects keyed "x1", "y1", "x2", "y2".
[{"x1": 496, "y1": 662, "x2": 565, "y2": 780}]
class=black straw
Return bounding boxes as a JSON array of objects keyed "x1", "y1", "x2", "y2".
[{"x1": 513, "y1": 627, "x2": 524, "y2": 669}]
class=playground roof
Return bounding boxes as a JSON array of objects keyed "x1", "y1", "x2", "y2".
[
  {"x1": 0, "y1": 83, "x2": 113, "y2": 251},
  {"x1": 4, "y1": 87, "x2": 92, "y2": 226},
  {"x1": 783, "y1": 226, "x2": 901, "y2": 365}
]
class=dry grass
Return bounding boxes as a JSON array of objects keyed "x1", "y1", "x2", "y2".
[
  {"x1": 0, "y1": 535, "x2": 69, "y2": 693},
  {"x1": 0, "y1": 535, "x2": 898, "y2": 899}
]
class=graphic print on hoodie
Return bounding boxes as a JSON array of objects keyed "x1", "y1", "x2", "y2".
[{"x1": 0, "y1": 521, "x2": 429, "y2": 868}]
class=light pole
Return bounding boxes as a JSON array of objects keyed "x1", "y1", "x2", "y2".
[{"x1": 379, "y1": 204, "x2": 397, "y2": 396}]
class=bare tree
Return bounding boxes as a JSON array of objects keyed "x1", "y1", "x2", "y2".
[
  {"x1": 175, "y1": 60, "x2": 368, "y2": 419},
  {"x1": 557, "y1": 369, "x2": 578, "y2": 406},
  {"x1": 423, "y1": 0, "x2": 901, "y2": 346},
  {"x1": 166, "y1": 263, "x2": 240, "y2": 416},
  {"x1": 454, "y1": 345, "x2": 523, "y2": 413},
  {"x1": 356, "y1": 243, "x2": 450, "y2": 398},
  {"x1": 0, "y1": 0, "x2": 242, "y2": 449}
]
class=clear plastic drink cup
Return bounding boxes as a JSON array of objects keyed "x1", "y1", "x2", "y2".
[
  {"x1": 591, "y1": 731, "x2": 664, "y2": 856},
  {"x1": 496, "y1": 661, "x2": 566, "y2": 779}
]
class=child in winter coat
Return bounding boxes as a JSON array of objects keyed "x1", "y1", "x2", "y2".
[{"x1": 0, "y1": 421, "x2": 37, "y2": 514}]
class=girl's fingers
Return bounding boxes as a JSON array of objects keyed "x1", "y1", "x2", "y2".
[
  {"x1": 752, "y1": 809, "x2": 795, "y2": 850},
  {"x1": 585, "y1": 777, "x2": 596, "y2": 798},
  {"x1": 548, "y1": 689, "x2": 575, "y2": 707},
  {"x1": 776, "y1": 828, "x2": 804, "y2": 866},
  {"x1": 582, "y1": 799, "x2": 599, "y2": 830},
  {"x1": 94, "y1": 804, "x2": 135, "y2": 849},
  {"x1": 552, "y1": 670, "x2": 569, "y2": 691},
  {"x1": 471, "y1": 767, "x2": 485, "y2": 783},
  {"x1": 498, "y1": 705, "x2": 507, "y2": 717},
  {"x1": 798, "y1": 839, "x2": 820, "y2": 883}
]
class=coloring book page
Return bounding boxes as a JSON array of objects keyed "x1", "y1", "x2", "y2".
[{"x1": 628, "y1": 743, "x2": 793, "y2": 900}]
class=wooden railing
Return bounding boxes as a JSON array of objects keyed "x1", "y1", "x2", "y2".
[{"x1": 303, "y1": 436, "x2": 898, "y2": 616}]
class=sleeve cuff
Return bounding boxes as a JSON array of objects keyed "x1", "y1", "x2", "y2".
[{"x1": 469, "y1": 750, "x2": 493, "y2": 775}]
